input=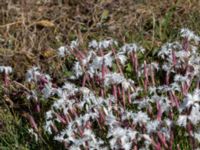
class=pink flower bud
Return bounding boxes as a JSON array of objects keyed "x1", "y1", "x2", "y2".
[
  {"x1": 157, "y1": 131, "x2": 168, "y2": 149},
  {"x1": 36, "y1": 103, "x2": 40, "y2": 113},
  {"x1": 112, "y1": 47, "x2": 123, "y2": 74},
  {"x1": 165, "y1": 72, "x2": 170, "y2": 85},
  {"x1": 182, "y1": 37, "x2": 189, "y2": 51},
  {"x1": 51, "y1": 123, "x2": 58, "y2": 133},
  {"x1": 150, "y1": 65, "x2": 155, "y2": 86},
  {"x1": 102, "y1": 60, "x2": 106, "y2": 81},
  {"x1": 130, "y1": 52, "x2": 138, "y2": 73},
  {"x1": 82, "y1": 74, "x2": 86, "y2": 87},
  {"x1": 28, "y1": 115, "x2": 38, "y2": 131},
  {"x1": 122, "y1": 88, "x2": 126, "y2": 108},
  {"x1": 112, "y1": 85, "x2": 118, "y2": 100},
  {"x1": 172, "y1": 50, "x2": 177, "y2": 66},
  {"x1": 144, "y1": 61, "x2": 149, "y2": 91},
  {"x1": 156, "y1": 101, "x2": 162, "y2": 121},
  {"x1": 3, "y1": 73, "x2": 9, "y2": 87},
  {"x1": 54, "y1": 112, "x2": 66, "y2": 124}
]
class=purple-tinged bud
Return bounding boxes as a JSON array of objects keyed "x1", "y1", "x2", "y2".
[
  {"x1": 144, "y1": 61, "x2": 149, "y2": 91},
  {"x1": 172, "y1": 50, "x2": 177, "y2": 66},
  {"x1": 182, "y1": 37, "x2": 189, "y2": 51},
  {"x1": 128, "y1": 89, "x2": 131, "y2": 104},
  {"x1": 156, "y1": 101, "x2": 162, "y2": 121},
  {"x1": 122, "y1": 88, "x2": 126, "y2": 108},
  {"x1": 112, "y1": 85, "x2": 118, "y2": 100},
  {"x1": 165, "y1": 72, "x2": 170, "y2": 85},
  {"x1": 54, "y1": 112, "x2": 66, "y2": 124},
  {"x1": 150, "y1": 65, "x2": 155, "y2": 86},
  {"x1": 130, "y1": 52, "x2": 138, "y2": 73},
  {"x1": 82, "y1": 73, "x2": 87, "y2": 87},
  {"x1": 112, "y1": 47, "x2": 123, "y2": 74},
  {"x1": 36, "y1": 103, "x2": 40, "y2": 113},
  {"x1": 26, "y1": 114, "x2": 38, "y2": 131},
  {"x1": 157, "y1": 131, "x2": 168, "y2": 149},
  {"x1": 169, "y1": 131, "x2": 174, "y2": 150},
  {"x1": 51, "y1": 123, "x2": 58, "y2": 133}
]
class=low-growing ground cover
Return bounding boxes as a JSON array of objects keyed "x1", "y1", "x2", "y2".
[
  {"x1": 1, "y1": 28, "x2": 200, "y2": 149},
  {"x1": 1, "y1": 0, "x2": 200, "y2": 150}
]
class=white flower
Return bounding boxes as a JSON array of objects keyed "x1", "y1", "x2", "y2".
[
  {"x1": 133, "y1": 111, "x2": 150, "y2": 124},
  {"x1": 194, "y1": 129, "x2": 200, "y2": 143},
  {"x1": 89, "y1": 39, "x2": 117, "y2": 49},
  {"x1": 89, "y1": 40, "x2": 98, "y2": 49},
  {"x1": 87, "y1": 52, "x2": 113, "y2": 77},
  {"x1": 70, "y1": 39, "x2": 79, "y2": 49},
  {"x1": 26, "y1": 67, "x2": 41, "y2": 82},
  {"x1": 161, "y1": 63, "x2": 172, "y2": 72},
  {"x1": 146, "y1": 120, "x2": 160, "y2": 134},
  {"x1": 148, "y1": 86, "x2": 157, "y2": 95},
  {"x1": 62, "y1": 82, "x2": 77, "y2": 92},
  {"x1": 54, "y1": 135, "x2": 65, "y2": 142},
  {"x1": 169, "y1": 82, "x2": 181, "y2": 92},
  {"x1": 160, "y1": 97, "x2": 171, "y2": 113},
  {"x1": 102, "y1": 52, "x2": 113, "y2": 67},
  {"x1": 177, "y1": 115, "x2": 187, "y2": 127},
  {"x1": 108, "y1": 126, "x2": 136, "y2": 150},
  {"x1": 150, "y1": 62, "x2": 159, "y2": 70},
  {"x1": 72, "y1": 62, "x2": 83, "y2": 78},
  {"x1": 165, "y1": 119, "x2": 173, "y2": 127},
  {"x1": 188, "y1": 104, "x2": 200, "y2": 125},
  {"x1": 0, "y1": 66, "x2": 12, "y2": 74},
  {"x1": 175, "y1": 50, "x2": 190, "y2": 60},
  {"x1": 180, "y1": 28, "x2": 200, "y2": 43},
  {"x1": 116, "y1": 52, "x2": 127, "y2": 65},
  {"x1": 104, "y1": 73, "x2": 125, "y2": 86},
  {"x1": 28, "y1": 128, "x2": 38, "y2": 141},
  {"x1": 92, "y1": 52, "x2": 113, "y2": 68},
  {"x1": 46, "y1": 110, "x2": 53, "y2": 119},
  {"x1": 121, "y1": 80, "x2": 134, "y2": 91},
  {"x1": 44, "y1": 120, "x2": 53, "y2": 134},
  {"x1": 79, "y1": 87, "x2": 90, "y2": 95},
  {"x1": 99, "y1": 39, "x2": 118, "y2": 49},
  {"x1": 58, "y1": 46, "x2": 70, "y2": 57},
  {"x1": 121, "y1": 43, "x2": 145, "y2": 54},
  {"x1": 41, "y1": 83, "x2": 54, "y2": 98},
  {"x1": 180, "y1": 89, "x2": 200, "y2": 110},
  {"x1": 81, "y1": 50, "x2": 95, "y2": 66},
  {"x1": 158, "y1": 42, "x2": 181, "y2": 60},
  {"x1": 123, "y1": 143, "x2": 132, "y2": 150},
  {"x1": 174, "y1": 74, "x2": 189, "y2": 83},
  {"x1": 105, "y1": 112, "x2": 118, "y2": 125}
]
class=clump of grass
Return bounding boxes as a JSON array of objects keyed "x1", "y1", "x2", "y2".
[{"x1": 0, "y1": 107, "x2": 29, "y2": 150}]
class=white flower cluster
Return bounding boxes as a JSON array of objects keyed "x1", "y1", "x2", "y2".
[
  {"x1": 57, "y1": 39, "x2": 79, "y2": 57},
  {"x1": 89, "y1": 39, "x2": 118, "y2": 49},
  {"x1": 120, "y1": 43, "x2": 145, "y2": 54},
  {"x1": 180, "y1": 28, "x2": 200, "y2": 44},
  {"x1": 26, "y1": 67, "x2": 56, "y2": 98},
  {"x1": 18, "y1": 29, "x2": 200, "y2": 149},
  {"x1": 0, "y1": 66, "x2": 12, "y2": 74}
]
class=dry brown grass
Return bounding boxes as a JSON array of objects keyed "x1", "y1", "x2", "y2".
[{"x1": 0, "y1": 0, "x2": 200, "y2": 79}]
